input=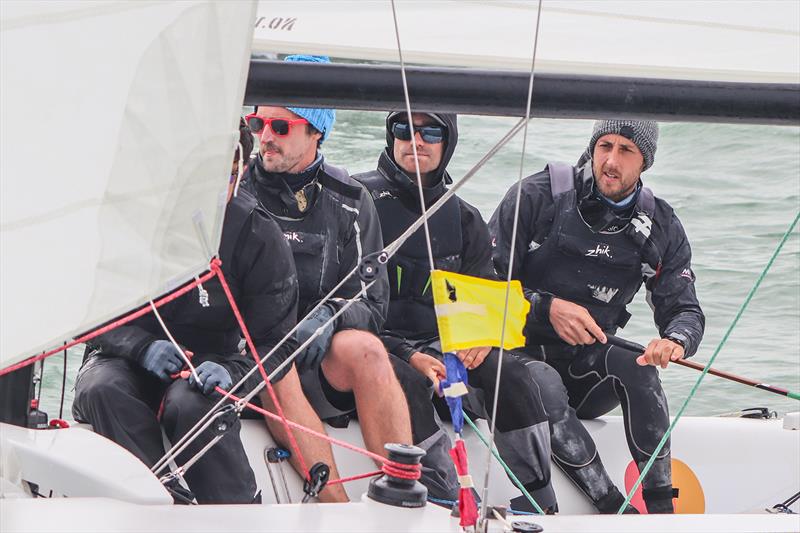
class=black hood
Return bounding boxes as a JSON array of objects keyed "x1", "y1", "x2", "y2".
[{"x1": 385, "y1": 111, "x2": 458, "y2": 185}]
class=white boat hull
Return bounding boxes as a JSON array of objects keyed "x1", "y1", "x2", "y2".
[{"x1": 2, "y1": 414, "x2": 798, "y2": 532}]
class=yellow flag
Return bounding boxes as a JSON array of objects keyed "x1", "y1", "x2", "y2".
[{"x1": 431, "y1": 269, "x2": 529, "y2": 352}]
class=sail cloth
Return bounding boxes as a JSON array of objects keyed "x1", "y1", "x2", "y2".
[
  {"x1": 431, "y1": 270, "x2": 529, "y2": 353},
  {"x1": 253, "y1": 0, "x2": 799, "y2": 84},
  {"x1": 0, "y1": 1, "x2": 256, "y2": 370}
]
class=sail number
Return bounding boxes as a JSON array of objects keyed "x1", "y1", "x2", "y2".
[{"x1": 255, "y1": 16, "x2": 297, "y2": 31}]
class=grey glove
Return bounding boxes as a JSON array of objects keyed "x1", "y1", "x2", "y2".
[
  {"x1": 189, "y1": 361, "x2": 233, "y2": 395},
  {"x1": 139, "y1": 340, "x2": 184, "y2": 382},
  {"x1": 294, "y1": 304, "x2": 337, "y2": 373}
]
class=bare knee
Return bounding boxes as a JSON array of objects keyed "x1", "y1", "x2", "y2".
[{"x1": 326, "y1": 330, "x2": 392, "y2": 381}]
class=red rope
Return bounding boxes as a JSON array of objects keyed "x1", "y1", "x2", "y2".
[
  {"x1": 0, "y1": 270, "x2": 217, "y2": 377},
  {"x1": 219, "y1": 388, "x2": 420, "y2": 481},
  {"x1": 450, "y1": 439, "x2": 478, "y2": 527},
  {"x1": 327, "y1": 470, "x2": 382, "y2": 486},
  {"x1": 4, "y1": 256, "x2": 421, "y2": 487},
  {"x1": 209, "y1": 259, "x2": 310, "y2": 480},
  {"x1": 381, "y1": 463, "x2": 421, "y2": 480}
]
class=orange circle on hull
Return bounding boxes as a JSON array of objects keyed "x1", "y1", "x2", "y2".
[{"x1": 623, "y1": 458, "x2": 705, "y2": 514}]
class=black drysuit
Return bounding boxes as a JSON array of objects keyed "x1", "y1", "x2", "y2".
[
  {"x1": 489, "y1": 160, "x2": 705, "y2": 513},
  {"x1": 73, "y1": 190, "x2": 299, "y2": 504},
  {"x1": 241, "y1": 155, "x2": 391, "y2": 418},
  {"x1": 354, "y1": 112, "x2": 556, "y2": 510}
]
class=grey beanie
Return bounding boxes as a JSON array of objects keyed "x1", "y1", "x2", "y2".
[{"x1": 588, "y1": 119, "x2": 659, "y2": 171}]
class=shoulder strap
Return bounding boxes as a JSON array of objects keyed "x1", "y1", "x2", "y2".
[
  {"x1": 547, "y1": 162, "x2": 576, "y2": 198},
  {"x1": 636, "y1": 186, "x2": 656, "y2": 217},
  {"x1": 319, "y1": 162, "x2": 362, "y2": 200}
]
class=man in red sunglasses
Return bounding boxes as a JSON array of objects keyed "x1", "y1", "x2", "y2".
[{"x1": 242, "y1": 56, "x2": 413, "y2": 473}]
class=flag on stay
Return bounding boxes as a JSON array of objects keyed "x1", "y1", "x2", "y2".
[{"x1": 431, "y1": 270, "x2": 529, "y2": 353}]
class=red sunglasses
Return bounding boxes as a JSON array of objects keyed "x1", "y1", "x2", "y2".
[{"x1": 245, "y1": 113, "x2": 308, "y2": 136}]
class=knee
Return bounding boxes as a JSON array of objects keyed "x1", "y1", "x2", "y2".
[
  {"x1": 611, "y1": 348, "x2": 661, "y2": 387},
  {"x1": 497, "y1": 356, "x2": 531, "y2": 391},
  {"x1": 161, "y1": 381, "x2": 212, "y2": 429},
  {"x1": 75, "y1": 361, "x2": 132, "y2": 408},
  {"x1": 329, "y1": 330, "x2": 391, "y2": 377},
  {"x1": 525, "y1": 361, "x2": 570, "y2": 420}
]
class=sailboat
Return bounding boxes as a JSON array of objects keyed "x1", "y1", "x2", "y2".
[{"x1": 2, "y1": 1, "x2": 798, "y2": 531}]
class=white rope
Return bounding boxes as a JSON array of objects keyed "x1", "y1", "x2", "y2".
[
  {"x1": 149, "y1": 301, "x2": 201, "y2": 385},
  {"x1": 480, "y1": 0, "x2": 544, "y2": 524},
  {"x1": 151, "y1": 267, "x2": 374, "y2": 474},
  {"x1": 151, "y1": 106, "x2": 537, "y2": 474},
  {"x1": 233, "y1": 141, "x2": 244, "y2": 197},
  {"x1": 390, "y1": 0, "x2": 435, "y2": 272},
  {"x1": 151, "y1": 63, "x2": 543, "y2": 476}
]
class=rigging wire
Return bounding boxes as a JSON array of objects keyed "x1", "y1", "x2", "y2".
[
  {"x1": 36, "y1": 358, "x2": 44, "y2": 404},
  {"x1": 617, "y1": 210, "x2": 800, "y2": 513},
  {"x1": 151, "y1": 273, "x2": 377, "y2": 475},
  {"x1": 6, "y1": 48, "x2": 543, "y2": 490},
  {"x1": 58, "y1": 343, "x2": 67, "y2": 420},
  {"x1": 390, "y1": 0, "x2": 436, "y2": 272},
  {"x1": 152, "y1": 276, "x2": 377, "y2": 476},
  {"x1": 463, "y1": 411, "x2": 544, "y2": 514},
  {"x1": 480, "y1": 0, "x2": 544, "y2": 522},
  {"x1": 153, "y1": 116, "x2": 535, "y2": 471}
]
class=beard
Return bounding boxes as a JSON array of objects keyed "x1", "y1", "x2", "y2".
[{"x1": 259, "y1": 143, "x2": 296, "y2": 173}]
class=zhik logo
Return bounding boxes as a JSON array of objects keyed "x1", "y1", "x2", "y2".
[
  {"x1": 284, "y1": 231, "x2": 303, "y2": 243},
  {"x1": 586, "y1": 244, "x2": 612, "y2": 259}
]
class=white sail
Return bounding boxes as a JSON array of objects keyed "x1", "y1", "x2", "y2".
[
  {"x1": 0, "y1": 1, "x2": 256, "y2": 370},
  {"x1": 253, "y1": 0, "x2": 800, "y2": 83}
]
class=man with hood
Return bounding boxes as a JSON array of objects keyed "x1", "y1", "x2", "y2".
[
  {"x1": 489, "y1": 120, "x2": 705, "y2": 513},
  {"x1": 241, "y1": 55, "x2": 413, "y2": 470},
  {"x1": 354, "y1": 112, "x2": 557, "y2": 513}
]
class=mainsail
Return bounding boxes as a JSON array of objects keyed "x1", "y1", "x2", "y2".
[{"x1": 0, "y1": 1, "x2": 256, "y2": 370}]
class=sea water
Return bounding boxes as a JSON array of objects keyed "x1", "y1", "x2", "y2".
[{"x1": 38, "y1": 113, "x2": 800, "y2": 419}]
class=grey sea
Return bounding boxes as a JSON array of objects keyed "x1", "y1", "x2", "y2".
[{"x1": 38, "y1": 113, "x2": 800, "y2": 421}]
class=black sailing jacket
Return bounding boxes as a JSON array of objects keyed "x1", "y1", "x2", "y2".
[
  {"x1": 87, "y1": 189, "x2": 299, "y2": 389},
  {"x1": 356, "y1": 113, "x2": 497, "y2": 361},
  {"x1": 242, "y1": 156, "x2": 388, "y2": 333},
  {"x1": 489, "y1": 164, "x2": 705, "y2": 357}
]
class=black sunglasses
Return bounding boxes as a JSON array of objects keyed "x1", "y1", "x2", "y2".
[{"x1": 391, "y1": 122, "x2": 445, "y2": 144}]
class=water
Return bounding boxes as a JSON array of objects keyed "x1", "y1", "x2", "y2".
[{"x1": 37, "y1": 113, "x2": 800, "y2": 420}]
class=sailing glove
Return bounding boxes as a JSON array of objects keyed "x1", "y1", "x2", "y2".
[
  {"x1": 294, "y1": 304, "x2": 337, "y2": 372},
  {"x1": 139, "y1": 340, "x2": 184, "y2": 382},
  {"x1": 189, "y1": 361, "x2": 232, "y2": 395}
]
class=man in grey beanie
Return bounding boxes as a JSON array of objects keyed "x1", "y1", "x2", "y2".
[{"x1": 489, "y1": 119, "x2": 705, "y2": 514}]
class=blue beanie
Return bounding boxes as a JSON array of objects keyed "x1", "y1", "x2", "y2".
[{"x1": 284, "y1": 55, "x2": 336, "y2": 143}]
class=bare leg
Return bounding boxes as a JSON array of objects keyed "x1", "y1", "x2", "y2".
[
  {"x1": 321, "y1": 330, "x2": 412, "y2": 459},
  {"x1": 260, "y1": 366, "x2": 348, "y2": 503}
]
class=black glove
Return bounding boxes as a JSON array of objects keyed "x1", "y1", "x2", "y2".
[
  {"x1": 189, "y1": 361, "x2": 232, "y2": 395},
  {"x1": 294, "y1": 304, "x2": 337, "y2": 373},
  {"x1": 138, "y1": 340, "x2": 184, "y2": 382}
]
